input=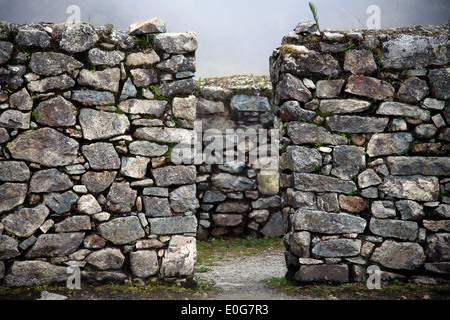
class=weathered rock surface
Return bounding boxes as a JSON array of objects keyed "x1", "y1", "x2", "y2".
[
  {"x1": 280, "y1": 146, "x2": 322, "y2": 173},
  {"x1": 26, "y1": 232, "x2": 85, "y2": 258},
  {"x1": 369, "y1": 218, "x2": 418, "y2": 241},
  {"x1": 2, "y1": 205, "x2": 49, "y2": 238},
  {"x1": 276, "y1": 73, "x2": 311, "y2": 103},
  {"x1": 71, "y1": 90, "x2": 115, "y2": 106},
  {"x1": 154, "y1": 32, "x2": 198, "y2": 54},
  {"x1": 79, "y1": 109, "x2": 130, "y2": 140},
  {"x1": 277, "y1": 45, "x2": 341, "y2": 77},
  {"x1": 34, "y1": 96, "x2": 77, "y2": 127},
  {"x1": 426, "y1": 233, "x2": 450, "y2": 262},
  {"x1": 0, "y1": 161, "x2": 30, "y2": 182},
  {"x1": 106, "y1": 182, "x2": 137, "y2": 213},
  {"x1": 130, "y1": 250, "x2": 159, "y2": 278},
  {"x1": 379, "y1": 175, "x2": 439, "y2": 201},
  {"x1": 86, "y1": 248, "x2": 125, "y2": 270},
  {"x1": 386, "y1": 156, "x2": 450, "y2": 176},
  {"x1": 312, "y1": 239, "x2": 362, "y2": 258},
  {"x1": 326, "y1": 115, "x2": 388, "y2": 133},
  {"x1": 211, "y1": 173, "x2": 254, "y2": 191},
  {"x1": 4, "y1": 261, "x2": 68, "y2": 286},
  {"x1": 292, "y1": 209, "x2": 366, "y2": 234},
  {"x1": 169, "y1": 184, "x2": 199, "y2": 212},
  {"x1": 380, "y1": 35, "x2": 449, "y2": 69},
  {"x1": 81, "y1": 171, "x2": 117, "y2": 193},
  {"x1": 30, "y1": 169, "x2": 73, "y2": 193},
  {"x1": 29, "y1": 52, "x2": 83, "y2": 76},
  {"x1": 82, "y1": 142, "x2": 120, "y2": 170},
  {"x1": 161, "y1": 236, "x2": 196, "y2": 278},
  {"x1": 293, "y1": 173, "x2": 357, "y2": 194},
  {"x1": 144, "y1": 197, "x2": 171, "y2": 217},
  {"x1": 149, "y1": 216, "x2": 197, "y2": 234},
  {"x1": 8, "y1": 128, "x2": 78, "y2": 166},
  {"x1": 377, "y1": 102, "x2": 430, "y2": 121},
  {"x1": 77, "y1": 68, "x2": 120, "y2": 92},
  {"x1": 345, "y1": 75, "x2": 395, "y2": 100},
  {"x1": 152, "y1": 165, "x2": 196, "y2": 187},
  {"x1": 295, "y1": 264, "x2": 348, "y2": 283},
  {"x1": 287, "y1": 122, "x2": 347, "y2": 145},
  {"x1": 371, "y1": 240, "x2": 426, "y2": 270},
  {"x1": 0, "y1": 183, "x2": 27, "y2": 213},
  {"x1": 98, "y1": 216, "x2": 144, "y2": 245},
  {"x1": 366, "y1": 133, "x2": 413, "y2": 157},
  {"x1": 331, "y1": 146, "x2": 365, "y2": 180},
  {"x1": 60, "y1": 23, "x2": 99, "y2": 53}
]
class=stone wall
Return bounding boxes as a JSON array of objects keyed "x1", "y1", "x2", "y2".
[
  {"x1": 194, "y1": 75, "x2": 284, "y2": 239},
  {"x1": 0, "y1": 18, "x2": 199, "y2": 286},
  {"x1": 272, "y1": 21, "x2": 449, "y2": 283},
  {"x1": 1, "y1": 16, "x2": 449, "y2": 287}
]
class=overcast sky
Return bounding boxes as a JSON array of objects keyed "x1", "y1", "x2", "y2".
[{"x1": 0, "y1": 0, "x2": 448, "y2": 78}]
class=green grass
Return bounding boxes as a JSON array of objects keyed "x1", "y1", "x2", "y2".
[
  {"x1": 196, "y1": 236, "x2": 283, "y2": 266},
  {"x1": 262, "y1": 276, "x2": 450, "y2": 300}
]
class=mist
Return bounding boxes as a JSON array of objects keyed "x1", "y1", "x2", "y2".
[{"x1": 0, "y1": 0, "x2": 448, "y2": 78}]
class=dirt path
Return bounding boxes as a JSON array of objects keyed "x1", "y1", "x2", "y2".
[{"x1": 196, "y1": 247, "x2": 312, "y2": 300}]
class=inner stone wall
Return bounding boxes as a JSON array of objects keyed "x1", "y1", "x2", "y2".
[
  {"x1": 194, "y1": 75, "x2": 284, "y2": 239},
  {"x1": 272, "y1": 21, "x2": 449, "y2": 283},
  {"x1": 0, "y1": 18, "x2": 199, "y2": 286}
]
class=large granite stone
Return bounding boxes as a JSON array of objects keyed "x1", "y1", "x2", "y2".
[
  {"x1": 79, "y1": 109, "x2": 130, "y2": 140},
  {"x1": 8, "y1": 128, "x2": 78, "y2": 166},
  {"x1": 211, "y1": 173, "x2": 254, "y2": 191},
  {"x1": 29, "y1": 52, "x2": 83, "y2": 76},
  {"x1": 0, "y1": 183, "x2": 27, "y2": 213},
  {"x1": 26, "y1": 232, "x2": 85, "y2": 258},
  {"x1": 154, "y1": 32, "x2": 198, "y2": 54},
  {"x1": 98, "y1": 216, "x2": 144, "y2": 245},
  {"x1": 366, "y1": 133, "x2": 413, "y2": 157},
  {"x1": 326, "y1": 115, "x2": 389, "y2": 133},
  {"x1": 34, "y1": 96, "x2": 77, "y2": 127},
  {"x1": 275, "y1": 73, "x2": 311, "y2": 103},
  {"x1": 30, "y1": 169, "x2": 73, "y2": 193},
  {"x1": 331, "y1": 146, "x2": 365, "y2": 180},
  {"x1": 293, "y1": 173, "x2": 357, "y2": 194},
  {"x1": 312, "y1": 239, "x2": 361, "y2": 258},
  {"x1": 161, "y1": 235, "x2": 196, "y2": 278},
  {"x1": 287, "y1": 122, "x2": 347, "y2": 145},
  {"x1": 377, "y1": 101, "x2": 430, "y2": 121},
  {"x1": 0, "y1": 161, "x2": 30, "y2": 182},
  {"x1": 280, "y1": 146, "x2": 322, "y2": 173},
  {"x1": 60, "y1": 22, "x2": 99, "y2": 53},
  {"x1": 77, "y1": 68, "x2": 120, "y2": 92},
  {"x1": 379, "y1": 175, "x2": 439, "y2": 201},
  {"x1": 149, "y1": 216, "x2": 197, "y2": 234},
  {"x1": 292, "y1": 209, "x2": 366, "y2": 234},
  {"x1": 380, "y1": 34, "x2": 449, "y2": 69},
  {"x1": 2, "y1": 205, "x2": 49, "y2": 238},
  {"x1": 106, "y1": 182, "x2": 137, "y2": 213},
  {"x1": 4, "y1": 261, "x2": 68, "y2": 286},
  {"x1": 82, "y1": 142, "x2": 120, "y2": 170},
  {"x1": 386, "y1": 156, "x2": 450, "y2": 176},
  {"x1": 369, "y1": 218, "x2": 418, "y2": 241},
  {"x1": 152, "y1": 165, "x2": 196, "y2": 187},
  {"x1": 371, "y1": 240, "x2": 426, "y2": 270}
]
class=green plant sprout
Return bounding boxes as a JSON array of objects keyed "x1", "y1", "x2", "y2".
[{"x1": 308, "y1": 2, "x2": 321, "y2": 33}]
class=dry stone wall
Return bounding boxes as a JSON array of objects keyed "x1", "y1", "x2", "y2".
[
  {"x1": 194, "y1": 76, "x2": 284, "y2": 239},
  {"x1": 272, "y1": 21, "x2": 450, "y2": 283},
  {"x1": 0, "y1": 18, "x2": 199, "y2": 286},
  {"x1": 0, "y1": 15, "x2": 449, "y2": 287}
]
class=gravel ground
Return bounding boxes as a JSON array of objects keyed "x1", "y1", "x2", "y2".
[{"x1": 196, "y1": 247, "x2": 313, "y2": 300}]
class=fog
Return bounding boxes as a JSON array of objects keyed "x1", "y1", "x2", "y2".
[{"x1": 0, "y1": 0, "x2": 448, "y2": 78}]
